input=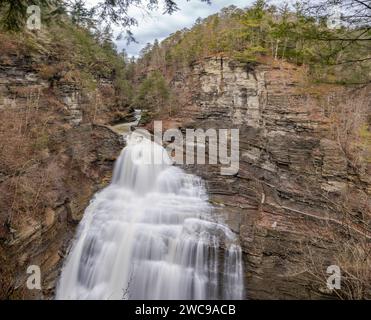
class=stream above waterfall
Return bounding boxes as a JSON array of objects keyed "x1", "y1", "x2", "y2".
[
  {"x1": 110, "y1": 109, "x2": 142, "y2": 137},
  {"x1": 56, "y1": 132, "x2": 244, "y2": 300}
]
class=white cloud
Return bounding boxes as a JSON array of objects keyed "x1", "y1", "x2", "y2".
[{"x1": 116, "y1": 0, "x2": 253, "y2": 57}]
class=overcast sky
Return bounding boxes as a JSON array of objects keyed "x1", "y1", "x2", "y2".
[{"x1": 114, "y1": 0, "x2": 253, "y2": 57}]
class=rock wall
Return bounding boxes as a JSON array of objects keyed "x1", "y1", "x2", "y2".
[
  {"x1": 1, "y1": 47, "x2": 368, "y2": 299},
  {"x1": 172, "y1": 57, "x2": 370, "y2": 299},
  {"x1": 0, "y1": 47, "x2": 125, "y2": 299}
]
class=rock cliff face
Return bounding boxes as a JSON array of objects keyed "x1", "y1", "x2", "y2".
[
  {"x1": 0, "y1": 42, "x2": 125, "y2": 299},
  {"x1": 169, "y1": 57, "x2": 370, "y2": 299},
  {"x1": 1, "y1": 44, "x2": 368, "y2": 299}
]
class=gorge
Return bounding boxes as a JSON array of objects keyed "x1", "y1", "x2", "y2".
[{"x1": 0, "y1": 1, "x2": 370, "y2": 300}]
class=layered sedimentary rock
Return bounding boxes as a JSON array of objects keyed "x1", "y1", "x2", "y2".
[
  {"x1": 0, "y1": 48, "x2": 124, "y2": 299},
  {"x1": 170, "y1": 57, "x2": 370, "y2": 299}
]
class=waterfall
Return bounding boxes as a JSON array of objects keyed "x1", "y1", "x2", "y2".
[{"x1": 56, "y1": 132, "x2": 244, "y2": 300}]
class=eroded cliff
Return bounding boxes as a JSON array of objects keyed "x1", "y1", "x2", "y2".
[
  {"x1": 162, "y1": 56, "x2": 370, "y2": 299},
  {"x1": 0, "y1": 30, "x2": 126, "y2": 298}
]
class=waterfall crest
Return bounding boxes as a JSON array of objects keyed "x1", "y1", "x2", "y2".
[{"x1": 56, "y1": 133, "x2": 244, "y2": 300}]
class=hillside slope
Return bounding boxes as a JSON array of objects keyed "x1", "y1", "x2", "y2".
[{"x1": 0, "y1": 24, "x2": 129, "y2": 298}]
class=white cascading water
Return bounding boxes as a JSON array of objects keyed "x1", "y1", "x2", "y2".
[{"x1": 56, "y1": 132, "x2": 244, "y2": 300}]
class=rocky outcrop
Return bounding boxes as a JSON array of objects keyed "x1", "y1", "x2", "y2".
[
  {"x1": 0, "y1": 40, "x2": 125, "y2": 299},
  {"x1": 0, "y1": 123, "x2": 123, "y2": 299},
  {"x1": 170, "y1": 57, "x2": 370, "y2": 299}
]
